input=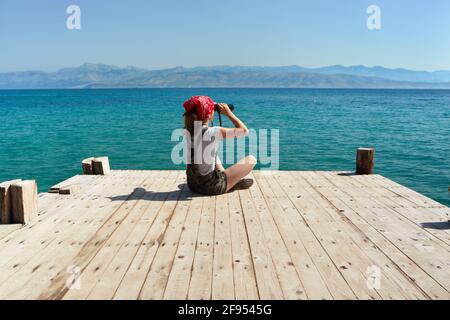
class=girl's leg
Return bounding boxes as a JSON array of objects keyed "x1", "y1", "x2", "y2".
[{"x1": 224, "y1": 155, "x2": 257, "y2": 192}]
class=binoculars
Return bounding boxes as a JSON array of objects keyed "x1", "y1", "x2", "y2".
[
  {"x1": 214, "y1": 103, "x2": 235, "y2": 126},
  {"x1": 214, "y1": 103, "x2": 235, "y2": 114}
]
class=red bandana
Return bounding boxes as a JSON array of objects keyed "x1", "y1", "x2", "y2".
[{"x1": 183, "y1": 96, "x2": 215, "y2": 121}]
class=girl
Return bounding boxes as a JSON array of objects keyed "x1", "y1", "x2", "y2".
[{"x1": 183, "y1": 96, "x2": 256, "y2": 195}]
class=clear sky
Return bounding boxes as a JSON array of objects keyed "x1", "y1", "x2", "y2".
[{"x1": 1, "y1": 0, "x2": 449, "y2": 72}]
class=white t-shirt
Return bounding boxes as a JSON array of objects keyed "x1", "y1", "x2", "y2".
[{"x1": 186, "y1": 126, "x2": 223, "y2": 176}]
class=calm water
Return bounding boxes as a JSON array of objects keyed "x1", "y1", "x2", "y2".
[{"x1": 0, "y1": 88, "x2": 449, "y2": 206}]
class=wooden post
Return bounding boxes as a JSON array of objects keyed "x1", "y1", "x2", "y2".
[
  {"x1": 0, "y1": 179, "x2": 22, "y2": 224},
  {"x1": 82, "y1": 157, "x2": 95, "y2": 175},
  {"x1": 10, "y1": 180, "x2": 38, "y2": 224},
  {"x1": 92, "y1": 157, "x2": 111, "y2": 175},
  {"x1": 356, "y1": 148, "x2": 375, "y2": 175}
]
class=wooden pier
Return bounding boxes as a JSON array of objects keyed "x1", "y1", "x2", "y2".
[{"x1": 0, "y1": 170, "x2": 448, "y2": 300}]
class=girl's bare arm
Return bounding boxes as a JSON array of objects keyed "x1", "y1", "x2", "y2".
[{"x1": 216, "y1": 103, "x2": 249, "y2": 139}]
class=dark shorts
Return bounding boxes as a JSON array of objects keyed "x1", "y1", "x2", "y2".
[{"x1": 186, "y1": 167, "x2": 228, "y2": 195}]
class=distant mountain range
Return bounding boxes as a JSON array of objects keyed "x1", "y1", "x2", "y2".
[{"x1": 1, "y1": 63, "x2": 450, "y2": 89}]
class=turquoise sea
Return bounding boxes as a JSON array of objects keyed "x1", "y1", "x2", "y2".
[{"x1": 0, "y1": 88, "x2": 449, "y2": 206}]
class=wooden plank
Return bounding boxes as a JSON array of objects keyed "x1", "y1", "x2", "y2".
[
  {"x1": 89, "y1": 172, "x2": 182, "y2": 299},
  {"x1": 302, "y1": 172, "x2": 428, "y2": 299},
  {"x1": 327, "y1": 175, "x2": 450, "y2": 290},
  {"x1": 227, "y1": 191, "x2": 259, "y2": 300},
  {"x1": 35, "y1": 192, "x2": 62, "y2": 216},
  {"x1": 0, "y1": 175, "x2": 102, "y2": 245},
  {"x1": 355, "y1": 175, "x2": 450, "y2": 244},
  {"x1": 372, "y1": 174, "x2": 447, "y2": 208},
  {"x1": 130, "y1": 179, "x2": 192, "y2": 300},
  {"x1": 0, "y1": 172, "x2": 150, "y2": 299},
  {"x1": 317, "y1": 172, "x2": 449, "y2": 299},
  {"x1": 0, "y1": 173, "x2": 143, "y2": 261},
  {"x1": 35, "y1": 176, "x2": 101, "y2": 221},
  {"x1": 0, "y1": 174, "x2": 112, "y2": 272},
  {"x1": 362, "y1": 185, "x2": 450, "y2": 246},
  {"x1": 252, "y1": 172, "x2": 330, "y2": 299},
  {"x1": 237, "y1": 189, "x2": 284, "y2": 299},
  {"x1": 62, "y1": 172, "x2": 174, "y2": 300},
  {"x1": 255, "y1": 171, "x2": 349, "y2": 300},
  {"x1": 187, "y1": 195, "x2": 216, "y2": 300},
  {"x1": 88, "y1": 172, "x2": 183, "y2": 300},
  {"x1": 49, "y1": 175, "x2": 86, "y2": 193},
  {"x1": 267, "y1": 172, "x2": 356, "y2": 300},
  {"x1": 0, "y1": 173, "x2": 119, "y2": 273},
  {"x1": 0, "y1": 225, "x2": 22, "y2": 240},
  {"x1": 211, "y1": 193, "x2": 235, "y2": 300},
  {"x1": 17, "y1": 172, "x2": 151, "y2": 300},
  {"x1": 162, "y1": 193, "x2": 204, "y2": 299},
  {"x1": 0, "y1": 170, "x2": 448, "y2": 300},
  {"x1": 280, "y1": 171, "x2": 382, "y2": 299},
  {"x1": 305, "y1": 171, "x2": 422, "y2": 300},
  {"x1": 0, "y1": 172, "x2": 117, "y2": 296}
]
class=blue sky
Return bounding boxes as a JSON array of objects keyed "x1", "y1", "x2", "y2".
[{"x1": 1, "y1": 0, "x2": 449, "y2": 72}]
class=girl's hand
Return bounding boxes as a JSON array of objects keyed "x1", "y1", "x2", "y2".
[{"x1": 217, "y1": 103, "x2": 232, "y2": 116}]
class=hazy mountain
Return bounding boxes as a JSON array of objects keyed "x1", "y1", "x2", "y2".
[
  {"x1": 1, "y1": 63, "x2": 450, "y2": 89},
  {"x1": 183, "y1": 65, "x2": 450, "y2": 82},
  {"x1": 301, "y1": 65, "x2": 450, "y2": 83}
]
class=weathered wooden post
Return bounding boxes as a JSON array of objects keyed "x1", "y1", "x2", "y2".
[
  {"x1": 82, "y1": 156, "x2": 111, "y2": 175},
  {"x1": 356, "y1": 148, "x2": 375, "y2": 175},
  {"x1": 0, "y1": 179, "x2": 22, "y2": 224},
  {"x1": 10, "y1": 180, "x2": 38, "y2": 224},
  {"x1": 82, "y1": 157, "x2": 95, "y2": 175},
  {"x1": 92, "y1": 157, "x2": 111, "y2": 175}
]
